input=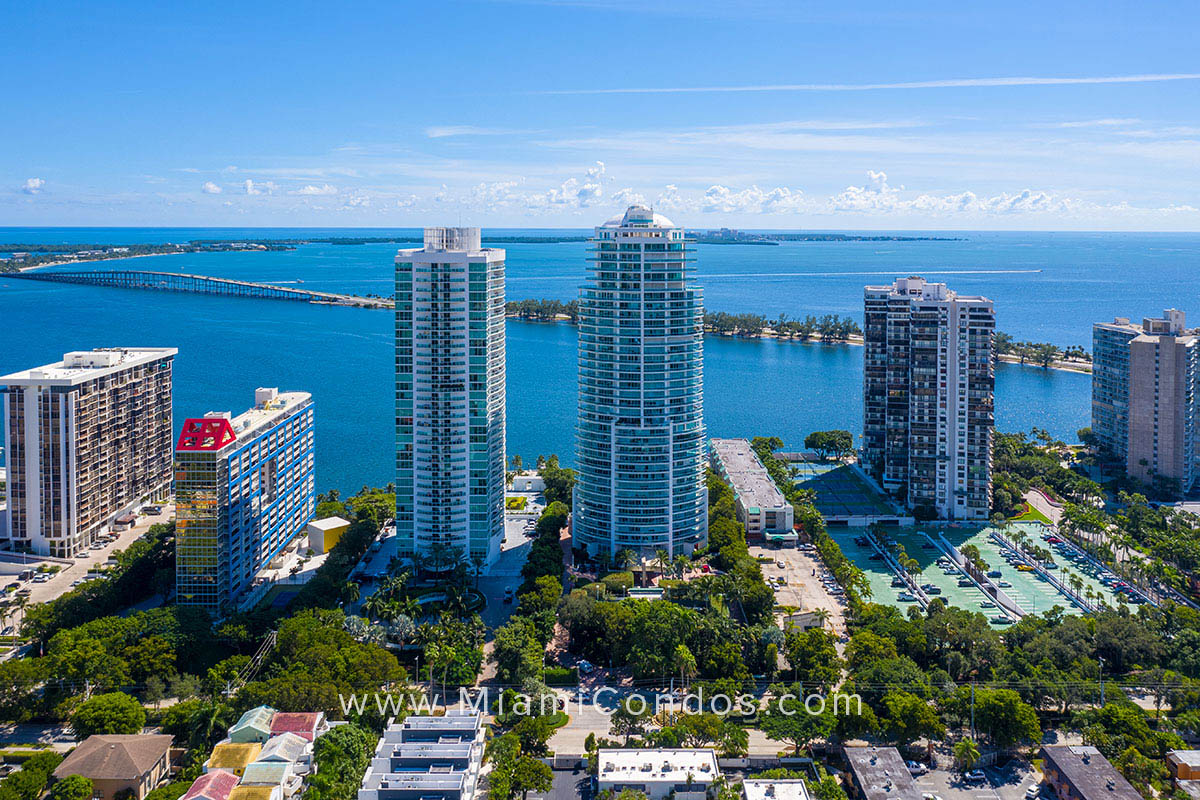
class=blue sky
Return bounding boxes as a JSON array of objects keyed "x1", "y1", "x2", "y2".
[{"x1": 5, "y1": 0, "x2": 1200, "y2": 229}]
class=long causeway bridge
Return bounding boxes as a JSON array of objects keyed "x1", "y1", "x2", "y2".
[{"x1": 6, "y1": 269, "x2": 393, "y2": 308}]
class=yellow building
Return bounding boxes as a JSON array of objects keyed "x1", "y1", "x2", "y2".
[
  {"x1": 205, "y1": 743, "x2": 262, "y2": 777},
  {"x1": 229, "y1": 786, "x2": 282, "y2": 800},
  {"x1": 305, "y1": 516, "x2": 350, "y2": 554}
]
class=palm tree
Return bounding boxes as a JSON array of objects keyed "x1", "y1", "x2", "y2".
[
  {"x1": 654, "y1": 549, "x2": 671, "y2": 579},
  {"x1": 673, "y1": 554, "x2": 692, "y2": 578},
  {"x1": 614, "y1": 549, "x2": 636, "y2": 572},
  {"x1": 341, "y1": 581, "x2": 360, "y2": 606},
  {"x1": 954, "y1": 738, "x2": 981, "y2": 772},
  {"x1": 511, "y1": 454, "x2": 523, "y2": 473},
  {"x1": 470, "y1": 554, "x2": 486, "y2": 590},
  {"x1": 362, "y1": 592, "x2": 387, "y2": 622}
]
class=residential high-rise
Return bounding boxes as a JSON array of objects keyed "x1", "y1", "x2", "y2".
[
  {"x1": 862, "y1": 277, "x2": 994, "y2": 520},
  {"x1": 394, "y1": 228, "x2": 506, "y2": 568},
  {"x1": 0, "y1": 348, "x2": 176, "y2": 557},
  {"x1": 175, "y1": 388, "x2": 315, "y2": 615},
  {"x1": 1092, "y1": 309, "x2": 1198, "y2": 492},
  {"x1": 574, "y1": 205, "x2": 707, "y2": 558}
]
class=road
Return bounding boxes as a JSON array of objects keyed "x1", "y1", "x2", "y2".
[{"x1": 477, "y1": 503, "x2": 542, "y2": 681}]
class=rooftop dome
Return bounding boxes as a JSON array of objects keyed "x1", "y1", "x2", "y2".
[{"x1": 600, "y1": 204, "x2": 677, "y2": 229}]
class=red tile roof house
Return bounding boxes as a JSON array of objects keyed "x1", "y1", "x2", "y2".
[
  {"x1": 269, "y1": 713, "x2": 329, "y2": 743},
  {"x1": 181, "y1": 770, "x2": 241, "y2": 800}
]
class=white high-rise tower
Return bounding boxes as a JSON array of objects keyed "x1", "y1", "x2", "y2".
[
  {"x1": 395, "y1": 228, "x2": 506, "y2": 568},
  {"x1": 574, "y1": 206, "x2": 708, "y2": 559}
]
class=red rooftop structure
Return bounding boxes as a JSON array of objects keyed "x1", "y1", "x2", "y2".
[{"x1": 176, "y1": 418, "x2": 237, "y2": 451}]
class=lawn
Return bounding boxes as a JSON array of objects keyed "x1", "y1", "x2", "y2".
[{"x1": 1011, "y1": 502, "x2": 1051, "y2": 524}]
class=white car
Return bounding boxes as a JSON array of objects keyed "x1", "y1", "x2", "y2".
[
  {"x1": 1025, "y1": 786, "x2": 1042, "y2": 800},
  {"x1": 907, "y1": 761, "x2": 928, "y2": 776},
  {"x1": 964, "y1": 770, "x2": 987, "y2": 785}
]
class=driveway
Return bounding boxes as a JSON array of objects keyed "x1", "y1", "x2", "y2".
[{"x1": 16, "y1": 504, "x2": 174, "y2": 607}]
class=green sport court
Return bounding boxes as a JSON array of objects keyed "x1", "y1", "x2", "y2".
[{"x1": 793, "y1": 461, "x2": 895, "y2": 517}]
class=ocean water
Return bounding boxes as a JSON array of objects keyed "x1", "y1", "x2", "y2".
[{"x1": 2, "y1": 227, "x2": 1191, "y2": 494}]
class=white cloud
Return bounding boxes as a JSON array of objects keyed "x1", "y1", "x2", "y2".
[
  {"x1": 610, "y1": 187, "x2": 647, "y2": 207},
  {"x1": 243, "y1": 179, "x2": 279, "y2": 195},
  {"x1": 539, "y1": 161, "x2": 605, "y2": 208},
  {"x1": 539, "y1": 73, "x2": 1200, "y2": 96},
  {"x1": 425, "y1": 125, "x2": 541, "y2": 138},
  {"x1": 291, "y1": 183, "x2": 338, "y2": 196},
  {"x1": 1036, "y1": 118, "x2": 1141, "y2": 129},
  {"x1": 201, "y1": 181, "x2": 222, "y2": 194},
  {"x1": 701, "y1": 184, "x2": 806, "y2": 213},
  {"x1": 21, "y1": 178, "x2": 45, "y2": 195}
]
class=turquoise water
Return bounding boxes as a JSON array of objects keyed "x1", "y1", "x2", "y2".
[{"x1": 4, "y1": 228, "x2": 1194, "y2": 494}]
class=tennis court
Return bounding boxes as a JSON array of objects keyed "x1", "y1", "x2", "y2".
[{"x1": 793, "y1": 461, "x2": 895, "y2": 517}]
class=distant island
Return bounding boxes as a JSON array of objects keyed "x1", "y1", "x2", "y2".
[
  {"x1": 0, "y1": 229, "x2": 967, "y2": 273},
  {"x1": 687, "y1": 229, "x2": 963, "y2": 244},
  {"x1": 0, "y1": 240, "x2": 293, "y2": 272}
]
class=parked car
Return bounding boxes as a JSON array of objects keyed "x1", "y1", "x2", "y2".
[
  {"x1": 578, "y1": 660, "x2": 595, "y2": 674},
  {"x1": 503, "y1": 587, "x2": 515, "y2": 603},
  {"x1": 1025, "y1": 786, "x2": 1042, "y2": 800},
  {"x1": 964, "y1": 770, "x2": 987, "y2": 785},
  {"x1": 906, "y1": 761, "x2": 928, "y2": 776}
]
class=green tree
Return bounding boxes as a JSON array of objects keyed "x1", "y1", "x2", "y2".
[
  {"x1": 954, "y1": 738, "x2": 981, "y2": 771},
  {"x1": 511, "y1": 756, "x2": 552, "y2": 800},
  {"x1": 306, "y1": 723, "x2": 375, "y2": 800},
  {"x1": 48, "y1": 776, "x2": 93, "y2": 800},
  {"x1": 491, "y1": 618, "x2": 544, "y2": 685},
  {"x1": 758, "y1": 684, "x2": 836, "y2": 755},
  {"x1": 71, "y1": 692, "x2": 146, "y2": 737}
]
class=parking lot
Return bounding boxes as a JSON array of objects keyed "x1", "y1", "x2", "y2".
[
  {"x1": 749, "y1": 542, "x2": 848, "y2": 642},
  {"x1": 6, "y1": 503, "x2": 175, "y2": 608},
  {"x1": 913, "y1": 760, "x2": 1040, "y2": 800}
]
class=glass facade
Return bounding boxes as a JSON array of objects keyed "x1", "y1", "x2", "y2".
[
  {"x1": 395, "y1": 228, "x2": 506, "y2": 567},
  {"x1": 574, "y1": 206, "x2": 707, "y2": 559},
  {"x1": 175, "y1": 396, "x2": 315, "y2": 615}
]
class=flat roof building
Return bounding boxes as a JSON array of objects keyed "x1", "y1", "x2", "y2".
[
  {"x1": 1168, "y1": 750, "x2": 1200, "y2": 800},
  {"x1": 358, "y1": 713, "x2": 484, "y2": 800},
  {"x1": 1040, "y1": 745, "x2": 1140, "y2": 800},
  {"x1": 1, "y1": 348, "x2": 176, "y2": 557},
  {"x1": 395, "y1": 228, "x2": 506, "y2": 570},
  {"x1": 862, "y1": 278, "x2": 994, "y2": 520},
  {"x1": 1093, "y1": 310, "x2": 1199, "y2": 493},
  {"x1": 744, "y1": 779, "x2": 810, "y2": 800},
  {"x1": 175, "y1": 389, "x2": 315, "y2": 616},
  {"x1": 710, "y1": 439, "x2": 794, "y2": 539},
  {"x1": 843, "y1": 746, "x2": 921, "y2": 800},
  {"x1": 596, "y1": 748, "x2": 719, "y2": 800}
]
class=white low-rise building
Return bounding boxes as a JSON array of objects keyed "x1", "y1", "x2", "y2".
[
  {"x1": 710, "y1": 439, "x2": 794, "y2": 540},
  {"x1": 744, "y1": 779, "x2": 810, "y2": 800},
  {"x1": 597, "y1": 749, "x2": 720, "y2": 800},
  {"x1": 358, "y1": 712, "x2": 484, "y2": 800}
]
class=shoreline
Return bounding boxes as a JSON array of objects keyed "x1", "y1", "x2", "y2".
[
  {"x1": 507, "y1": 315, "x2": 1094, "y2": 374},
  {"x1": 7, "y1": 253, "x2": 1094, "y2": 376},
  {"x1": 15, "y1": 250, "x2": 190, "y2": 273}
]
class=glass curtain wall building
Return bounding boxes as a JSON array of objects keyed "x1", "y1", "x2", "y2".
[
  {"x1": 574, "y1": 205, "x2": 707, "y2": 559},
  {"x1": 175, "y1": 388, "x2": 315, "y2": 615},
  {"x1": 395, "y1": 228, "x2": 506, "y2": 569}
]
